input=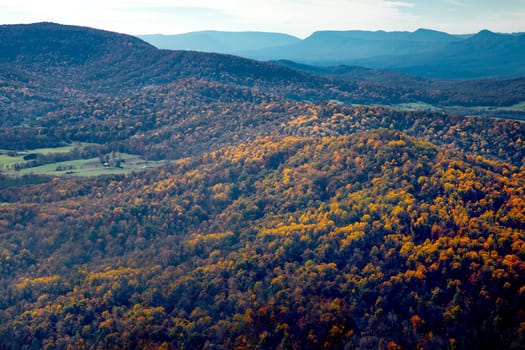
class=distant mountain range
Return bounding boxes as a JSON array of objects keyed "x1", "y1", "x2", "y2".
[
  {"x1": 239, "y1": 29, "x2": 466, "y2": 63},
  {"x1": 354, "y1": 30, "x2": 525, "y2": 79},
  {"x1": 140, "y1": 29, "x2": 525, "y2": 79},
  {"x1": 140, "y1": 31, "x2": 300, "y2": 54},
  {"x1": 139, "y1": 29, "x2": 462, "y2": 61}
]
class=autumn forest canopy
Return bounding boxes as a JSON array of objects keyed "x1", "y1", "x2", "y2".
[{"x1": 0, "y1": 22, "x2": 524, "y2": 349}]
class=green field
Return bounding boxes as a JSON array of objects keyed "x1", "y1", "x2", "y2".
[
  {"x1": 498, "y1": 101, "x2": 525, "y2": 112},
  {"x1": 0, "y1": 142, "x2": 86, "y2": 170},
  {"x1": 390, "y1": 102, "x2": 443, "y2": 112},
  {"x1": 17, "y1": 156, "x2": 166, "y2": 177},
  {"x1": 445, "y1": 101, "x2": 525, "y2": 113},
  {"x1": 0, "y1": 143, "x2": 167, "y2": 177},
  {"x1": 0, "y1": 142, "x2": 88, "y2": 155},
  {"x1": 0, "y1": 154, "x2": 30, "y2": 170},
  {"x1": 24, "y1": 144, "x2": 79, "y2": 155},
  {"x1": 388, "y1": 101, "x2": 525, "y2": 121}
]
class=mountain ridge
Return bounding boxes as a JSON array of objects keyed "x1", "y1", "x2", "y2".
[
  {"x1": 141, "y1": 27, "x2": 525, "y2": 79},
  {"x1": 356, "y1": 30, "x2": 525, "y2": 78},
  {"x1": 235, "y1": 28, "x2": 464, "y2": 64},
  {"x1": 0, "y1": 22, "x2": 154, "y2": 65},
  {"x1": 140, "y1": 30, "x2": 300, "y2": 54},
  {"x1": 2, "y1": 22, "x2": 525, "y2": 131},
  {"x1": 272, "y1": 60, "x2": 525, "y2": 107},
  {"x1": 0, "y1": 22, "x2": 433, "y2": 125}
]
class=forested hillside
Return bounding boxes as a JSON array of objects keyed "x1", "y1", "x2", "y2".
[
  {"x1": 0, "y1": 23, "x2": 425, "y2": 126},
  {"x1": 275, "y1": 60, "x2": 525, "y2": 108},
  {"x1": 2, "y1": 22, "x2": 525, "y2": 131},
  {"x1": 0, "y1": 22, "x2": 524, "y2": 350},
  {"x1": 1, "y1": 130, "x2": 524, "y2": 349}
]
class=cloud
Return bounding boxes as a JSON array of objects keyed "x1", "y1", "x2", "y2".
[
  {"x1": 0, "y1": 0, "x2": 524, "y2": 36},
  {"x1": 443, "y1": 0, "x2": 465, "y2": 6},
  {"x1": 199, "y1": 0, "x2": 421, "y2": 36},
  {"x1": 391, "y1": 0, "x2": 525, "y2": 33},
  {"x1": 385, "y1": 1, "x2": 415, "y2": 8}
]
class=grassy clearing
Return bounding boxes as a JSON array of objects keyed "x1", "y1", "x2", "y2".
[
  {"x1": 388, "y1": 101, "x2": 525, "y2": 121},
  {"x1": 1, "y1": 142, "x2": 167, "y2": 178},
  {"x1": 0, "y1": 142, "x2": 92, "y2": 170},
  {"x1": 390, "y1": 102, "x2": 443, "y2": 112},
  {"x1": 445, "y1": 103, "x2": 525, "y2": 113},
  {"x1": 498, "y1": 101, "x2": 525, "y2": 112},
  {"x1": 26, "y1": 144, "x2": 79, "y2": 155},
  {"x1": 16, "y1": 154, "x2": 167, "y2": 177},
  {"x1": 0, "y1": 142, "x2": 91, "y2": 155},
  {"x1": 0, "y1": 154, "x2": 26, "y2": 169}
]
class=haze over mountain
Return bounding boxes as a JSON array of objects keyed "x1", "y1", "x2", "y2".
[
  {"x1": 241, "y1": 28, "x2": 464, "y2": 63},
  {"x1": 139, "y1": 31, "x2": 301, "y2": 55},
  {"x1": 142, "y1": 28, "x2": 525, "y2": 79},
  {"x1": 355, "y1": 30, "x2": 525, "y2": 79}
]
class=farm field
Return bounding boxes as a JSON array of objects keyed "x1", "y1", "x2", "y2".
[{"x1": 0, "y1": 143, "x2": 166, "y2": 177}]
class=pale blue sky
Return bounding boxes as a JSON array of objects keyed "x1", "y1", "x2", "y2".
[{"x1": 1, "y1": 0, "x2": 524, "y2": 37}]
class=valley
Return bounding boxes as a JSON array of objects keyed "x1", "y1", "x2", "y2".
[{"x1": 0, "y1": 22, "x2": 523, "y2": 350}]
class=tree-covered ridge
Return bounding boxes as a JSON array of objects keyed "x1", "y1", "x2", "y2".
[
  {"x1": 2, "y1": 79, "x2": 523, "y2": 168},
  {"x1": 276, "y1": 60, "x2": 525, "y2": 108},
  {"x1": 0, "y1": 130, "x2": 523, "y2": 349},
  {"x1": 0, "y1": 23, "x2": 422, "y2": 126},
  {"x1": 33, "y1": 96, "x2": 525, "y2": 166}
]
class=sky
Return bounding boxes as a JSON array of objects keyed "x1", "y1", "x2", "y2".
[{"x1": 1, "y1": 0, "x2": 525, "y2": 38}]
